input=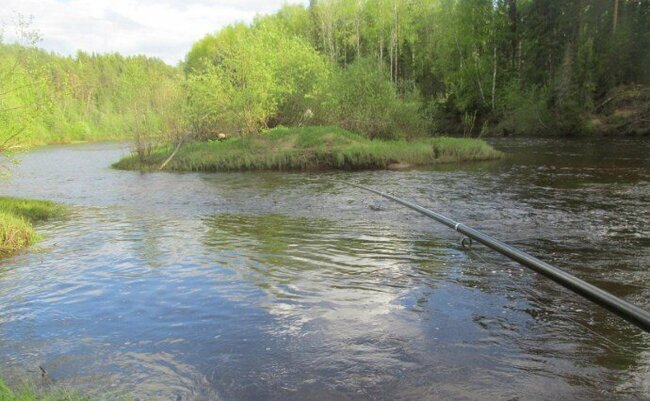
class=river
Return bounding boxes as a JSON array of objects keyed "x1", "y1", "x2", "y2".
[{"x1": 1, "y1": 138, "x2": 648, "y2": 400}]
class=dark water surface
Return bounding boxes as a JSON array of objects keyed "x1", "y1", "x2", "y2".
[{"x1": 1, "y1": 138, "x2": 648, "y2": 400}]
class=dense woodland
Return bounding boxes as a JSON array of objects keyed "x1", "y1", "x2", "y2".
[
  {"x1": 185, "y1": 0, "x2": 649, "y2": 139},
  {"x1": 0, "y1": 44, "x2": 181, "y2": 150},
  {"x1": 1, "y1": 0, "x2": 648, "y2": 154}
]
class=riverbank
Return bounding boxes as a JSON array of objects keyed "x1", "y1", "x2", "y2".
[
  {"x1": 0, "y1": 197, "x2": 65, "y2": 256},
  {"x1": 0, "y1": 377, "x2": 85, "y2": 401},
  {"x1": 587, "y1": 85, "x2": 650, "y2": 136},
  {"x1": 113, "y1": 126, "x2": 503, "y2": 172}
]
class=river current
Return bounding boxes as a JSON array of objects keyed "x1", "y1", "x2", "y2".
[{"x1": 1, "y1": 138, "x2": 648, "y2": 400}]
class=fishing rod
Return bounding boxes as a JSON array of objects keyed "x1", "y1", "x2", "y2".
[{"x1": 348, "y1": 183, "x2": 650, "y2": 333}]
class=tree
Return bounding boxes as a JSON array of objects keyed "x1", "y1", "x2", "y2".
[
  {"x1": 185, "y1": 22, "x2": 331, "y2": 137},
  {"x1": 0, "y1": 14, "x2": 42, "y2": 171}
]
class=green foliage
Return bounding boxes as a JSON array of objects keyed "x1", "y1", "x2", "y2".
[
  {"x1": 494, "y1": 81, "x2": 551, "y2": 135},
  {"x1": 185, "y1": 22, "x2": 331, "y2": 137},
  {"x1": 303, "y1": 0, "x2": 650, "y2": 135},
  {"x1": 0, "y1": 44, "x2": 183, "y2": 150},
  {"x1": 0, "y1": 197, "x2": 66, "y2": 222},
  {"x1": 113, "y1": 126, "x2": 502, "y2": 172},
  {"x1": 317, "y1": 58, "x2": 426, "y2": 139},
  {"x1": 3, "y1": 0, "x2": 648, "y2": 145}
]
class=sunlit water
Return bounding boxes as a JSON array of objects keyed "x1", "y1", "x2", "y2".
[{"x1": 0, "y1": 138, "x2": 648, "y2": 400}]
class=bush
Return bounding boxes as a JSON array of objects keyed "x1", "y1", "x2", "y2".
[
  {"x1": 185, "y1": 22, "x2": 331, "y2": 138},
  {"x1": 495, "y1": 82, "x2": 553, "y2": 135},
  {"x1": 318, "y1": 58, "x2": 427, "y2": 139},
  {"x1": 390, "y1": 97, "x2": 429, "y2": 139}
]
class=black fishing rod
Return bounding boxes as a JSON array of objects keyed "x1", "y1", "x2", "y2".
[{"x1": 349, "y1": 183, "x2": 650, "y2": 333}]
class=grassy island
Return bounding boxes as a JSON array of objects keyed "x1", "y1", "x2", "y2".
[
  {"x1": 0, "y1": 197, "x2": 66, "y2": 256},
  {"x1": 113, "y1": 126, "x2": 502, "y2": 172}
]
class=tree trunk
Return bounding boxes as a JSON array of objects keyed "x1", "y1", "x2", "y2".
[
  {"x1": 517, "y1": 38, "x2": 522, "y2": 72},
  {"x1": 357, "y1": 23, "x2": 361, "y2": 58},
  {"x1": 613, "y1": 0, "x2": 619, "y2": 34},
  {"x1": 394, "y1": 1, "x2": 399, "y2": 83},
  {"x1": 388, "y1": 9, "x2": 393, "y2": 80},
  {"x1": 557, "y1": 41, "x2": 575, "y2": 103},
  {"x1": 356, "y1": 10, "x2": 361, "y2": 58},
  {"x1": 379, "y1": 33, "x2": 384, "y2": 68},
  {"x1": 475, "y1": 51, "x2": 486, "y2": 105},
  {"x1": 492, "y1": 46, "x2": 497, "y2": 112},
  {"x1": 321, "y1": 21, "x2": 327, "y2": 55},
  {"x1": 507, "y1": 0, "x2": 518, "y2": 69},
  {"x1": 389, "y1": 33, "x2": 394, "y2": 82}
]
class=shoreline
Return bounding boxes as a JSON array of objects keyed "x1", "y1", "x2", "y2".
[
  {"x1": 0, "y1": 197, "x2": 66, "y2": 256},
  {"x1": 113, "y1": 126, "x2": 504, "y2": 173}
]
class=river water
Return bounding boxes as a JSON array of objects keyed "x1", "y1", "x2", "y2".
[{"x1": 0, "y1": 138, "x2": 648, "y2": 400}]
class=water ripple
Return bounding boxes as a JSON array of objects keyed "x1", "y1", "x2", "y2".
[{"x1": 0, "y1": 139, "x2": 648, "y2": 400}]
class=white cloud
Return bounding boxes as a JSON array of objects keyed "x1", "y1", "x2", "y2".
[{"x1": 0, "y1": 0, "x2": 308, "y2": 65}]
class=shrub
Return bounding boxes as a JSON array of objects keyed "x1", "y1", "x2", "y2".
[
  {"x1": 318, "y1": 58, "x2": 426, "y2": 139},
  {"x1": 185, "y1": 22, "x2": 331, "y2": 138},
  {"x1": 495, "y1": 82, "x2": 553, "y2": 136}
]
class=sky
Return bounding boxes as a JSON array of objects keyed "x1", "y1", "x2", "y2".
[{"x1": 0, "y1": 0, "x2": 308, "y2": 65}]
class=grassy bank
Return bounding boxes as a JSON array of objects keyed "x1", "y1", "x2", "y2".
[
  {"x1": 0, "y1": 377, "x2": 86, "y2": 401},
  {"x1": 114, "y1": 126, "x2": 502, "y2": 172},
  {"x1": 0, "y1": 197, "x2": 65, "y2": 256}
]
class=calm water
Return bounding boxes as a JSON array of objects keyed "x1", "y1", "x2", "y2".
[{"x1": 0, "y1": 138, "x2": 648, "y2": 400}]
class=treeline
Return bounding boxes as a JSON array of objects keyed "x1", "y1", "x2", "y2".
[
  {"x1": 0, "y1": 44, "x2": 182, "y2": 150},
  {"x1": 185, "y1": 0, "x2": 649, "y2": 137},
  {"x1": 2, "y1": 0, "x2": 648, "y2": 151}
]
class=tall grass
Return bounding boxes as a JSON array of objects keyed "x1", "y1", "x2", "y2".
[
  {"x1": 114, "y1": 126, "x2": 503, "y2": 172},
  {"x1": 0, "y1": 197, "x2": 65, "y2": 255},
  {"x1": 0, "y1": 212, "x2": 34, "y2": 255},
  {"x1": 0, "y1": 198, "x2": 65, "y2": 222},
  {"x1": 0, "y1": 377, "x2": 87, "y2": 401}
]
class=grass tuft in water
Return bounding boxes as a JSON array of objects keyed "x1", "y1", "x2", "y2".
[
  {"x1": 113, "y1": 126, "x2": 503, "y2": 172},
  {"x1": 0, "y1": 197, "x2": 66, "y2": 255}
]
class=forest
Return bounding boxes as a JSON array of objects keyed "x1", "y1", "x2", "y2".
[
  {"x1": 184, "y1": 0, "x2": 649, "y2": 139},
  {"x1": 0, "y1": 44, "x2": 181, "y2": 150},
  {"x1": 1, "y1": 0, "x2": 648, "y2": 158}
]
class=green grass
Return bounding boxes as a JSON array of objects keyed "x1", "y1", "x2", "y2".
[
  {"x1": 0, "y1": 198, "x2": 66, "y2": 222},
  {"x1": 114, "y1": 126, "x2": 503, "y2": 172},
  {"x1": 0, "y1": 197, "x2": 65, "y2": 256},
  {"x1": 0, "y1": 377, "x2": 87, "y2": 401}
]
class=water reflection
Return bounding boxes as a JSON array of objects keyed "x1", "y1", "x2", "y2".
[
  {"x1": 202, "y1": 214, "x2": 448, "y2": 333},
  {"x1": 0, "y1": 139, "x2": 648, "y2": 399}
]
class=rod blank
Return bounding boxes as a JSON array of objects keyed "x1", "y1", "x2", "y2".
[{"x1": 351, "y1": 183, "x2": 650, "y2": 333}]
